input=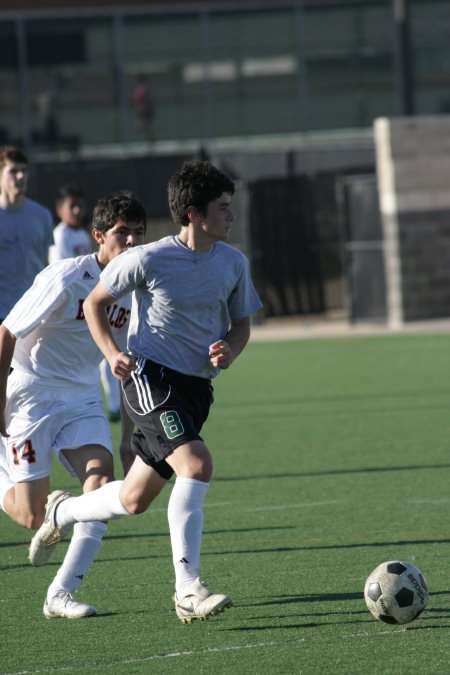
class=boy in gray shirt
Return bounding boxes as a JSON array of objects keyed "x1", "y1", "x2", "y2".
[
  {"x1": 0, "y1": 146, "x2": 53, "y2": 321},
  {"x1": 30, "y1": 160, "x2": 262, "y2": 624}
]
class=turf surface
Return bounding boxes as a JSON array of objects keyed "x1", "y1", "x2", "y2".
[{"x1": 2, "y1": 332, "x2": 450, "y2": 673}]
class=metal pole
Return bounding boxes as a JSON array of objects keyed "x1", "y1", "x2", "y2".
[
  {"x1": 16, "y1": 18, "x2": 32, "y2": 155},
  {"x1": 295, "y1": 4, "x2": 309, "y2": 133},
  {"x1": 200, "y1": 9, "x2": 213, "y2": 144},
  {"x1": 393, "y1": 0, "x2": 415, "y2": 115},
  {"x1": 113, "y1": 13, "x2": 129, "y2": 149}
]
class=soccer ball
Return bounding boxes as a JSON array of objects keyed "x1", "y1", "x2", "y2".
[{"x1": 364, "y1": 560, "x2": 428, "y2": 625}]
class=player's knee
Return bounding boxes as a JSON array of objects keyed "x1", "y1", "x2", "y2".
[
  {"x1": 120, "y1": 492, "x2": 150, "y2": 515},
  {"x1": 17, "y1": 507, "x2": 44, "y2": 530},
  {"x1": 83, "y1": 473, "x2": 113, "y2": 493},
  {"x1": 192, "y1": 454, "x2": 213, "y2": 482}
]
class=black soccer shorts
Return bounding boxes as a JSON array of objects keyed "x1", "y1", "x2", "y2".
[{"x1": 122, "y1": 358, "x2": 214, "y2": 479}]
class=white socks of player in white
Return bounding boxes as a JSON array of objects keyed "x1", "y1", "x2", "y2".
[
  {"x1": 168, "y1": 477, "x2": 209, "y2": 599},
  {"x1": 47, "y1": 521, "x2": 107, "y2": 600},
  {"x1": 55, "y1": 481, "x2": 129, "y2": 528}
]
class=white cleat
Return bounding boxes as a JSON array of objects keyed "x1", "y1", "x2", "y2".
[
  {"x1": 29, "y1": 490, "x2": 73, "y2": 566},
  {"x1": 43, "y1": 593, "x2": 96, "y2": 620},
  {"x1": 174, "y1": 578, "x2": 232, "y2": 624}
]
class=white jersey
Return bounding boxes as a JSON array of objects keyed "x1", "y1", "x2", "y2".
[
  {"x1": 48, "y1": 222, "x2": 92, "y2": 263},
  {"x1": 3, "y1": 253, "x2": 131, "y2": 388}
]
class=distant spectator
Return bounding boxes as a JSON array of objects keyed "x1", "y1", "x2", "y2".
[
  {"x1": 131, "y1": 74, "x2": 153, "y2": 140},
  {"x1": 49, "y1": 184, "x2": 92, "y2": 263},
  {"x1": 0, "y1": 146, "x2": 53, "y2": 322}
]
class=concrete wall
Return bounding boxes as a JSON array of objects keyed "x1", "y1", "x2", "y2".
[{"x1": 374, "y1": 115, "x2": 450, "y2": 327}]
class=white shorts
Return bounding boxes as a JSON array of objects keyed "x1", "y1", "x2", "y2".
[{"x1": 2, "y1": 372, "x2": 113, "y2": 483}]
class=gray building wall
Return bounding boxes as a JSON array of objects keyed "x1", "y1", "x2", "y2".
[{"x1": 375, "y1": 115, "x2": 450, "y2": 326}]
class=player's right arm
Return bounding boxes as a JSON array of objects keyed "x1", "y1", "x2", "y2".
[
  {"x1": 0, "y1": 325, "x2": 16, "y2": 436},
  {"x1": 83, "y1": 282, "x2": 136, "y2": 380}
]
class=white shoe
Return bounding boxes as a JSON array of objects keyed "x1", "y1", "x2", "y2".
[
  {"x1": 174, "y1": 578, "x2": 232, "y2": 624},
  {"x1": 29, "y1": 490, "x2": 73, "y2": 566},
  {"x1": 43, "y1": 593, "x2": 96, "y2": 620}
]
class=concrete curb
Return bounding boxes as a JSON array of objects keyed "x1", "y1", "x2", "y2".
[{"x1": 249, "y1": 317, "x2": 450, "y2": 342}]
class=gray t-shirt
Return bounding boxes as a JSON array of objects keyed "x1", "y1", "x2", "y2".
[
  {"x1": 0, "y1": 197, "x2": 54, "y2": 319},
  {"x1": 100, "y1": 235, "x2": 263, "y2": 379}
]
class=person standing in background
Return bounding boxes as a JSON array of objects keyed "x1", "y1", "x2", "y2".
[
  {"x1": 48, "y1": 184, "x2": 92, "y2": 263},
  {"x1": 0, "y1": 146, "x2": 53, "y2": 322},
  {"x1": 131, "y1": 74, "x2": 153, "y2": 140}
]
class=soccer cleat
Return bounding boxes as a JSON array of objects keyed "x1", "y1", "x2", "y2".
[
  {"x1": 43, "y1": 593, "x2": 96, "y2": 620},
  {"x1": 29, "y1": 490, "x2": 73, "y2": 566},
  {"x1": 173, "y1": 578, "x2": 232, "y2": 624}
]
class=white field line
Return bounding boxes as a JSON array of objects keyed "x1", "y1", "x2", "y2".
[{"x1": 2, "y1": 627, "x2": 419, "y2": 675}]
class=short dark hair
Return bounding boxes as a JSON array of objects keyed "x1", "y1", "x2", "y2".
[
  {"x1": 0, "y1": 146, "x2": 28, "y2": 170},
  {"x1": 168, "y1": 160, "x2": 235, "y2": 226},
  {"x1": 92, "y1": 191, "x2": 147, "y2": 234},
  {"x1": 55, "y1": 183, "x2": 85, "y2": 207}
]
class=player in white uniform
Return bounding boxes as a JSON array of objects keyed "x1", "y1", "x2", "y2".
[
  {"x1": 0, "y1": 191, "x2": 146, "y2": 619},
  {"x1": 49, "y1": 184, "x2": 121, "y2": 423}
]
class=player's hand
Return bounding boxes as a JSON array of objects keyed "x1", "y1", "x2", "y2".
[
  {"x1": 110, "y1": 352, "x2": 137, "y2": 380},
  {"x1": 119, "y1": 443, "x2": 136, "y2": 477},
  {"x1": 209, "y1": 340, "x2": 233, "y2": 370}
]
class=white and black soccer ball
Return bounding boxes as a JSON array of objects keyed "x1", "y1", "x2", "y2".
[{"x1": 364, "y1": 560, "x2": 428, "y2": 625}]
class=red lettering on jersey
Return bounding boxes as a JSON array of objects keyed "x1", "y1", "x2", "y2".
[
  {"x1": 76, "y1": 299, "x2": 85, "y2": 320},
  {"x1": 106, "y1": 304, "x2": 130, "y2": 329},
  {"x1": 77, "y1": 302, "x2": 130, "y2": 326},
  {"x1": 107, "y1": 304, "x2": 118, "y2": 325},
  {"x1": 114, "y1": 307, "x2": 130, "y2": 328}
]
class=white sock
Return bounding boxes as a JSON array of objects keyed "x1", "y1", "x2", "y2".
[
  {"x1": 56, "y1": 481, "x2": 129, "y2": 528},
  {"x1": 167, "y1": 477, "x2": 209, "y2": 598},
  {"x1": 47, "y1": 521, "x2": 107, "y2": 599},
  {"x1": 0, "y1": 463, "x2": 14, "y2": 513}
]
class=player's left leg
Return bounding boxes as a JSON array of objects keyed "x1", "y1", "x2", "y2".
[
  {"x1": 166, "y1": 440, "x2": 232, "y2": 623},
  {"x1": 40, "y1": 444, "x2": 113, "y2": 619}
]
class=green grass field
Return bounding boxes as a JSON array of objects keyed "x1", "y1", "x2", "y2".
[{"x1": 2, "y1": 332, "x2": 450, "y2": 674}]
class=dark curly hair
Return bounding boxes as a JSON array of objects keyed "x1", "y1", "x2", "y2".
[
  {"x1": 92, "y1": 191, "x2": 147, "y2": 233},
  {"x1": 55, "y1": 183, "x2": 85, "y2": 208},
  {"x1": 168, "y1": 160, "x2": 235, "y2": 226}
]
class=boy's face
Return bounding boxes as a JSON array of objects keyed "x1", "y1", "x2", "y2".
[
  {"x1": 0, "y1": 160, "x2": 28, "y2": 203},
  {"x1": 200, "y1": 192, "x2": 234, "y2": 241},
  {"x1": 57, "y1": 195, "x2": 86, "y2": 227},
  {"x1": 94, "y1": 219, "x2": 146, "y2": 266}
]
